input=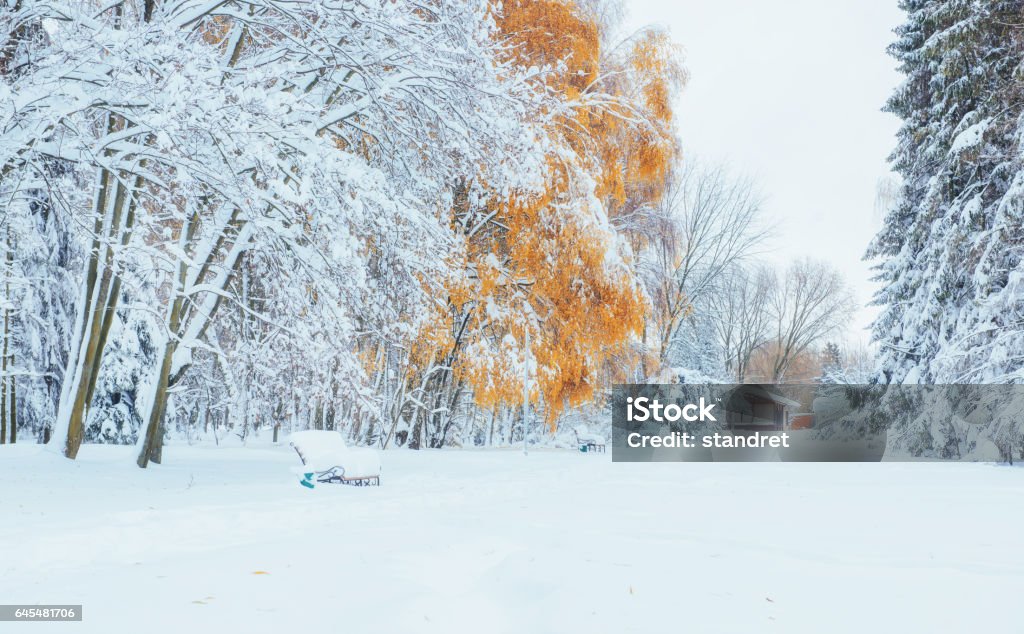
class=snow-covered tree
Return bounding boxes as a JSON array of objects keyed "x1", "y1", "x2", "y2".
[
  {"x1": 868, "y1": 0, "x2": 1024, "y2": 384},
  {"x1": 2, "y1": 0, "x2": 550, "y2": 462},
  {"x1": 2, "y1": 0, "x2": 687, "y2": 458},
  {"x1": 389, "y1": 0, "x2": 686, "y2": 446},
  {"x1": 866, "y1": 0, "x2": 1024, "y2": 455}
]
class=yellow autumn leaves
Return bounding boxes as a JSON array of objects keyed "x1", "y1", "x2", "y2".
[{"x1": 398, "y1": 0, "x2": 684, "y2": 430}]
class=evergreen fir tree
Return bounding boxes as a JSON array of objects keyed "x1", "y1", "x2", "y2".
[{"x1": 868, "y1": 0, "x2": 1024, "y2": 383}]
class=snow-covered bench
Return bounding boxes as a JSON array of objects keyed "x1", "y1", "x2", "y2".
[
  {"x1": 289, "y1": 430, "x2": 381, "y2": 486},
  {"x1": 573, "y1": 425, "x2": 606, "y2": 453}
]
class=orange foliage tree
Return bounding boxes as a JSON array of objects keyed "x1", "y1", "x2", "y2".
[{"x1": 404, "y1": 0, "x2": 684, "y2": 443}]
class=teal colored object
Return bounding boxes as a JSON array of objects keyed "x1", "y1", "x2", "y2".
[
  {"x1": 580, "y1": 444, "x2": 588, "y2": 453},
  {"x1": 300, "y1": 472, "x2": 315, "y2": 489}
]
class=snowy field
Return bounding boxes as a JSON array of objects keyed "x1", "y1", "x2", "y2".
[{"x1": 2, "y1": 442, "x2": 1022, "y2": 633}]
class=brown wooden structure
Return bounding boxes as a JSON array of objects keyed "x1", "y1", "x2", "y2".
[{"x1": 723, "y1": 386, "x2": 801, "y2": 432}]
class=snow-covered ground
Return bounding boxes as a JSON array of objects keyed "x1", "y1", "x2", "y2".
[{"x1": 2, "y1": 441, "x2": 1022, "y2": 633}]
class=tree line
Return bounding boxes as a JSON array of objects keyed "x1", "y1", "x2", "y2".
[{"x1": 0, "y1": 0, "x2": 857, "y2": 463}]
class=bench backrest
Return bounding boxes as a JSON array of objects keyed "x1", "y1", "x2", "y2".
[{"x1": 573, "y1": 425, "x2": 602, "y2": 444}]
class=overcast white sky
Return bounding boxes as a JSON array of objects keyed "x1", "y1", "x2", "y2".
[{"x1": 624, "y1": 0, "x2": 906, "y2": 346}]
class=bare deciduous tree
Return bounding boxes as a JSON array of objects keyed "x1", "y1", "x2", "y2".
[
  {"x1": 709, "y1": 264, "x2": 774, "y2": 382},
  {"x1": 765, "y1": 258, "x2": 856, "y2": 382},
  {"x1": 639, "y1": 161, "x2": 771, "y2": 368}
]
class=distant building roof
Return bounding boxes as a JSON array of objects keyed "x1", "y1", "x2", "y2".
[{"x1": 734, "y1": 385, "x2": 801, "y2": 408}]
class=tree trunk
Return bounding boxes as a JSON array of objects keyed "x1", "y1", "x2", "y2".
[
  {"x1": 8, "y1": 352, "x2": 14, "y2": 446},
  {"x1": 137, "y1": 346, "x2": 172, "y2": 467},
  {"x1": 641, "y1": 322, "x2": 649, "y2": 379},
  {"x1": 409, "y1": 413, "x2": 423, "y2": 450},
  {"x1": 0, "y1": 378, "x2": 5, "y2": 447},
  {"x1": 82, "y1": 172, "x2": 143, "y2": 416},
  {"x1": 1, "y1": 224, "x2": 8, "y2": 445},
  {"x1": 313, "y1": 401, "x2": 323, "y2": 430},
  {"x1": 53, "y1": 123, "x2": 119, "y2": 459},
  {"x1": 137, "y1": 210, "x2": 197, "y2": 468}
]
